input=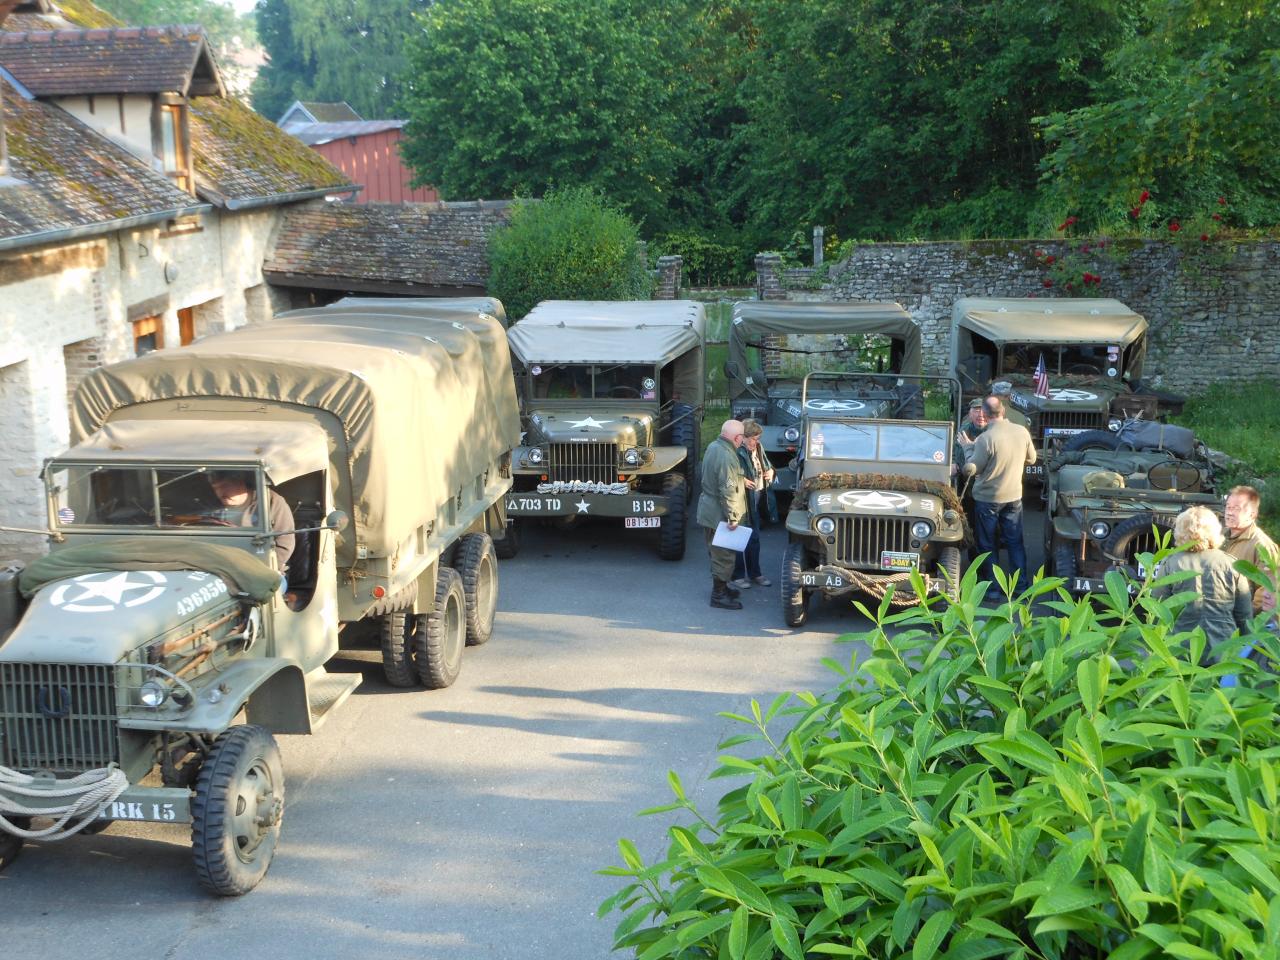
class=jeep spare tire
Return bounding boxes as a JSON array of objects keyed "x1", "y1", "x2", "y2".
[{"x1": 1101, "y1": 511, "x2": 1175, "y2": 562}]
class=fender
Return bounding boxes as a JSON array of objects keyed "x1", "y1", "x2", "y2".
[{"x1": 119, "y1": 658, "x2": 311, "y2": 736}]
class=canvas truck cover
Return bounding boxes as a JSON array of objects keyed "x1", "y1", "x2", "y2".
[
  {"x1": 950, "y1": 297, "x2": 1148, "y2": 377},
  {"x1": 319, "y1": 295, "x2": 508, "y2": 328},
  {"x1": 728, "y1": 301, "x2": 921, "y2": 399},
  {"x1": 69, "y1": 301, "x2": 521, "y2": 563},
  {"x1": 507, "y1": 300, "x2": 706, "y2": 406}
]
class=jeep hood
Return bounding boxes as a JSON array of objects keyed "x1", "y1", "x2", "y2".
[
  {"x1": 525, "y1": 408, "x2": 654, "y2": 447},
  {"x1": 1006, "y1": 378, "x2": 1119, "y2": 413},
  {"x1": 0, "y1": 570, "x2": 240, "y2": 665},
  {"x1": 808, "y1": 488, "x2": 946, "y2": 522}
]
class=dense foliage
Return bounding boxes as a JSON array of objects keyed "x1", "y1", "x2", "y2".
[
  {"x1": 602, "y1": 559, "x2": 1280, "y2": 959},
  {"x1": 390, "y1": 0, "x2": 1278, "y2": 254},
  {"x1": 250, "y1": 0, "x2": 425, "y2": 121},
  {"x1": 488, "y1": 188, "x2": 651, "y2": 321},
  {"x1": 96, "y1": 0, "x2": 254, "y2": 49}
]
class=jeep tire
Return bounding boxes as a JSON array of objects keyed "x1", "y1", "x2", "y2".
[
  {"x1": 416, "y1": 566, "x2": 466, "y2": 689},
  {"x1": 1102, "y1": 512, "x2": 1175, "y2": 563},
  {"x1": 454, "y1": 532, "x2": 498, "y2": 646},
  {"x1": 192, "y1": 724, "x2": 284, "y2": 897},
  {"x1": 781, "y1": 541, "x2": 811, "y2": 627},
  {"x1": 1052, "y1": 542, "x2": 1079, "y2": 580},
  {"x1": 658, "y1": 472, "x2": 687, "y2": 561},
  {"x1": 0, "y1": 816, "x2": 29, "y2": 871},
  {"x1": 937, "y1": 546, "x2": 962, "y2": 601}
]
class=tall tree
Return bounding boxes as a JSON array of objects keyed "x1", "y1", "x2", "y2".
[
  {"x1": 251, "y1": 0, "x2": 424, "y2": 120},
  {"x1": 398, "y1": 0, "x2": 687, "y2": 227},
  {"x1": 95, "y1": 0, "x2": 255, "y2": 50}
]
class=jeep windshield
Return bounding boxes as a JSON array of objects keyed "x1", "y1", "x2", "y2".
[
  {"x1": 999, "y1": 343, "x2": 1121, "y2": 377},
  {"x1": 807, "y1": 421, "x2": 950, "y2": 465},
  {"x1": 528, "y1": 363, "x2": 657, "y2": 401},
  {"x1": 48, "y1": 462, "x2": 267, "y2": 532}
]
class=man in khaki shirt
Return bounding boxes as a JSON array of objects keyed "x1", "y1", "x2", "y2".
[
  {"x1": 1223, "y1": 484, "x2": 1278, "y2": 614},
  {"x1": 960, "y1": 396, "x2": 1036, "y2": 597}
]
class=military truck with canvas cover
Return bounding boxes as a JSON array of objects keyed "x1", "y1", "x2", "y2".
[
  {"x1": 780, "y1": 373, "x2": 966, "y2": 627},
  {"x1": 505, "y1": 300, "x2": 705, "y2": 560},
  {"x1": 0, "y1": 298, "x2": 520, "y2": 894},
  {"x1": 949, "y1": 297, "x2": 1183, "y2": 482},
  {"x1": 725, "y1": 301, "x2": 924, "y2": 496},
  {"x1": 1044, "y1": 422, "x2": 1219, "y2": 597}
]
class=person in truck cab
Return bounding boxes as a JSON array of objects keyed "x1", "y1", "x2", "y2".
[{"x1": 207, "y1": 470, "x2": 296, "y2": 573}]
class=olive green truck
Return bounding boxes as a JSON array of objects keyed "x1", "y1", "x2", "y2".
[{"x1": 0, "y1": 297, "x2": 519, "y2": 894}]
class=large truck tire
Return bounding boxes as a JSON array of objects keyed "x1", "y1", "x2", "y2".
[
  {"x1": 494, "y1": 519, "x2": 521, "y2": 559},
  {"x1": 657, "y1": 473, "x2": 687, "y2": 561},
  {"x1": 379, "y1": 609, "x2": 419, "y2": 687},
  {"x1": 780, "y1": 541, "x2": 811, "y2": 627},
  {"x1": 416, "y1": 567, "x2": 466, "y2": 689},
  {"x1": 192, "y1": 725, "x2": 284, "y2": 897},
  {"x1": 454, "y1": 532, "x2": 498, "y2": 646},
  {"x1": 670, "y1": 402, "x2": 700, "y2": 497}
]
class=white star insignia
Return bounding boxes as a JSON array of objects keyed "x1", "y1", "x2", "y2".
[
  {"x1": 574, "y1": 499, "x2": 590, "y2": 514},
  {"x1": 567, "y1": 417, "x2": 612, "y2": 430},
  {"x1": 72, "y1": 572, "x2": 157, "y2": 605},
  {"x1": 838, "y1": 490, "x2": 911, "y2": 510}
]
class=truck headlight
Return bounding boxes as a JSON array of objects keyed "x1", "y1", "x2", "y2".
[
  {"x1": 1089, "y1": 521, "x2": 1111, "y2": 539},
  {"x1": 139, "y1": 679, "x2": 169, "y2": 708},
  {"x1": 815, "y1": 517, "x2": 835, "y2": 535},
  {"x1": 622, "y1": 447, "x2": 642, "y2": 467},
  {"x1": 783, "y1": 427, "x2": 800, "y2": 443},
  {"x1": 527, "y1": 447, "x2": 544, "y2": 465},
  {"x1": 1108, "y1": 418, "x2": 1122, "y2": 432},
  {"x1": 911, "y1": 521, "x2": 933, "y2": 540}
]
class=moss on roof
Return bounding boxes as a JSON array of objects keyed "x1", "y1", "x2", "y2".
[
  {"x1": 51, "y1": 0, "x2": 122, "y2": 29},
  {"x1": 189, "y1": 95, "x2": 353, "y2": 203}
]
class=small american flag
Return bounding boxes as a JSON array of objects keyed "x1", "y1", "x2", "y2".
[
  {"x1": 57, "y1": 506, "x2": 76, "y2": 524},
  {"x1": 1033, "y1": 353, "x2": 1050, "y2": 399}
]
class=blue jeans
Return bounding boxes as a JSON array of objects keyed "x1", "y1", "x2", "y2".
[
  {"x1": 974, "y1": 499, "x2": 1028, "y2": 592},
  {"x1": 732, "y1": 524, "x2": 762, "y2": 580}
]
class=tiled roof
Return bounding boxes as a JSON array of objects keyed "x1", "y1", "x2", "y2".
[
  {"x1": 264, "y1": 201, "x2": 515, "y2": 291},
  {"x1": 0, "y1": 24, "x2": 218, "y2": 95},
  {"x1": 286, "y1": 120, "x2": 405, "y2": 146},
  {"x1": 298, "y1": 101, "x2": 361, "y2": 123},
  {"x1": 188, "y1": 95, "x2": 354, "y2": 208},
  {"x1": 0, "y1": 76, "x2": 203, "y2": 244}
]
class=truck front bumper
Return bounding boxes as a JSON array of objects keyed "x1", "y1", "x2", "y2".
[
  {"x1": 0, "y1": 782, "x2": 192, "y2": 835},
  {"x1": 802, "y1": 564, "x2": 946, "y2": 598},
  {"x1": 506, "y1": 490, "x2": 673, "y2": 522}
]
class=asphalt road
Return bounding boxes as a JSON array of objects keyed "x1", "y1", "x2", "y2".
[{"x1": 2, "y1": 520, "x2": 897, "y2": 960}]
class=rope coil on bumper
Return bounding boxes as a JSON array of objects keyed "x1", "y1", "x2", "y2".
[{"x1": 0, "y1": 764, "x2": 129, "y2": 840}]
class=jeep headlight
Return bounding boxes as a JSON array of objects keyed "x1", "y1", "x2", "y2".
[
  {"x1": 815, "y1": 517, "x2": 836, "y2": 535},
  {"x1": 527, "y1": 447, "x2": 544, "y2": 465},
  {"x1": 622, "y1": 447, "x2": 642, "y2": 467},
  {"x1": 783, "y1": 427, "x2": 800, "y2": 443},
  {"x1": 911, "y1": 521, "x2": 933, "y2": 540},
  {"x1": 1107, "y1": 418, "x2": 1122, "y2": 432},
  {"x1": 139, "y1": 679, "x2": 169, "y2": 708},
  {"x1": 1089, "y1": 520, "x2": 1111, "y2": 539}
]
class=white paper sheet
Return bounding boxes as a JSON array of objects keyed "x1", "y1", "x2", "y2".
[{"x1": 711, "y1": 521, "x2": 753, "y2": 551}]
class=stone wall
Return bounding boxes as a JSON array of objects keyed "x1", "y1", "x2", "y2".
[{"x1": 757, "y1": 239, "x2": 1280, "y2": 392}]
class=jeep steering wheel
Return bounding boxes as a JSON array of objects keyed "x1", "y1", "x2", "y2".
[
  {"x1": 609, "y1": 385, "x2": 643, "y2": 398},
  {"x1": 1147, "y1": 459, "x2": 1202, "y2": 492},
  {"x1": 165, "y1": 514, "x2": 236, "y2": 527},
  {"x1": 1068, "y1": 363, "x2": 1102, "y2": 375}
]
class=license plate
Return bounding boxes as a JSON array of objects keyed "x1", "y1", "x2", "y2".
[
  {"x1": 625, "y1": 516, "x2": 660, "y2": 528},
  {"x1": 880, "y1": 551, "x2": 919, "y2": 570},
  {"x1": 506, "y1": 497, "x2": 562, "y2": 513},
  {"x1": 1025, "y1": 464, "x2": 1044, "y2": 476},
  {"x1": 1044, "y1": 427, "x2": 1088, "y2": 438},
  {"x1": 801, "y1": 571, "x2": 845, "y2": 588}
]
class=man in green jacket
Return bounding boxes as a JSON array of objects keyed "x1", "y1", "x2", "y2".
[{"x1": 697, "y1": 420, "x2": 748, "y2": 609}]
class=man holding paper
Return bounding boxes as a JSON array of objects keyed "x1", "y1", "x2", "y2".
[{"x1": 697, "y1": 419, "x2": 749, "y2": 609}]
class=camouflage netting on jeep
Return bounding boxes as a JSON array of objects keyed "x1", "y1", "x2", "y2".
[
  {"x1": 20, "y1": 539, "x2": 282, "y2": 602},
  {"x1": 797, "y1": 471, "x2": 971, "y2": 542}
]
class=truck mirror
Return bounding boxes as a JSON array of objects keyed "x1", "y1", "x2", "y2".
[
  {"x1": 723, "y1": 360, "x2": 741, "y2": 380},
  {"x1": 325, "y1": 510, "x2": 350, "y2": 532}
]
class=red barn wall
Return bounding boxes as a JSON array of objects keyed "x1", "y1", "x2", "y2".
[{"x1": 312, "y1": 129, "x2": 438, "y2": 204}]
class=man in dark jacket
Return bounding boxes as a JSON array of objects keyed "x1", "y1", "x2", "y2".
[{"x1": 697, "y1": 420, "x2": 748, "y2": 609}]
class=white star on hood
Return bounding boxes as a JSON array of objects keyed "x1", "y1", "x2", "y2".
[{"x1": 567, "y1": 417, "x2": 612, "y2": 430}]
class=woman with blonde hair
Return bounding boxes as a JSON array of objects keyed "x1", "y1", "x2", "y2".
[{"x1": 1155, "y1": 505, "x2": 1253, "y2": 659}]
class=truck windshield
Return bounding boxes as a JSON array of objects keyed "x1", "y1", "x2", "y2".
[
  {"x1": 48, "y1": 463, "x2": 267, "y2": 531},
  {"x1": 530, "y1": 363, "x2": 656, "y2": 400},
  {"x1": 1000, "y1": 344, "x2": 1119, "y2": 377},
  {"x1": 807, "y1": 421, "x2": 950, "y2": 464}
]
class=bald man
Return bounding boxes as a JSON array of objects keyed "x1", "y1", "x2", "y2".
[{"x1": 696, "y1": 419, "x2": 749, "y2": 609}]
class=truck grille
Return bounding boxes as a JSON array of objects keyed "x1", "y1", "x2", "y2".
[
  {"x1": 1038, "y1": 410, "x2": 1106, "y2": 441},
  {"x1": 548, "y1": 443, "x2": 616, "y2": 485},
  {"x1": 833, "y1": 517, "x2": 914, "y2": 567},
  {"x1": 0, "y1": 663, "x2": 119, "y2": 772}
]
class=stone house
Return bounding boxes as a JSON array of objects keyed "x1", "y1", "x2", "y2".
[{"x1": 0, "y1": 0, "x2": 357, "y2": 558}]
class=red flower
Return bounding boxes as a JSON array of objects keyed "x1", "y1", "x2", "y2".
[
  {"x1": 1200, "y1": 234, "x2": 1209, "y2": 242},
  {"x1": 1043, "y1": 279, "x2": 1053, "y2": 288},
  {"x1": 1212, "y1": 213, "x2": 1222, "y2": 221},
  {"x1": 1035, "y1": 249, "x2": 1045, "y2": 258},
  {"x1": 1129, "y1": 207, "x2": 1142, "y2": 219},
  {"x1": 1139, "y1": 190, "x2": 1150, "y2": 204},
  {"x1": 1081, "y1": 244, "x2": 1091, "y2": 253},
  {"x1": 1097, "y1": 240, "x2": 1107, "y2": 248},
  {"x1": 1218, "y1": 196, "x2": 1227, "y2": 205},
  {"x1": 1057, "y1": 216, "x2": 1078, "y2": 231},
  {"x1": 1168, "y1": 221, "x2": 1181, "y2": 233},
  {"x1": 1045, "y1": 255, "x2": 1055, "y2": 265}
]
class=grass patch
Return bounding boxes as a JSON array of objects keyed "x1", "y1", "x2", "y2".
[{"x1": 1173, "y1": 378, "x2": 1280, "y2": 525}]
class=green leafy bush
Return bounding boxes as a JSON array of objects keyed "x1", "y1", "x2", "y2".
[
  {"x1": 601, "y1": 560, "x2": 1280, "y2": 959},
  {"x1": 652, "y1": 231, "x2": 752, "y2": 288},
  {"x1": 488, "y1": 187, "x2": 652, "y2": 320}
]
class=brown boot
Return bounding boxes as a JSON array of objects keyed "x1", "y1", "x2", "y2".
[{"x1": 710, "y1": 579, "x2": 743, "y2": 610}]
